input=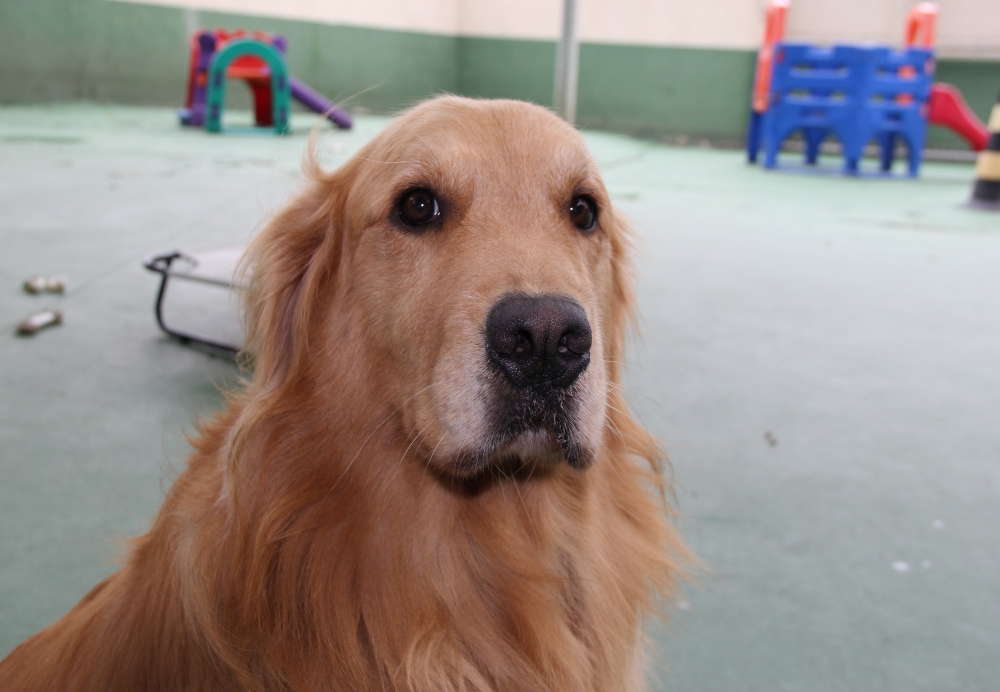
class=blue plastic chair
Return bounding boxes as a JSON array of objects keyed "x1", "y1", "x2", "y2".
[
  {"x1": 856, "y1": 47, "x2": 934, "y2": 176},
  {"x1": 762, "y1": 43, "x2": 869, "y2": 171}
]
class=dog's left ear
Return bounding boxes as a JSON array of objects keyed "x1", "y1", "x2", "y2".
[{"x1": 240, "y1": 165, "x2": 347, "y2": 388}]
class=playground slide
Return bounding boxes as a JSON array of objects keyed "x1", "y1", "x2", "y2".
[
  {"x1": 928, "y1": 83, "x2": 988, "y2": 151},
  {"x1": 290, "y1": 77, "x2": 352, "y2": 130}
]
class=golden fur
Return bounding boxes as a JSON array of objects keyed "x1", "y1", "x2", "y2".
[{"x1": 0, "y1": 96, "x2": 689, "y2": 691}]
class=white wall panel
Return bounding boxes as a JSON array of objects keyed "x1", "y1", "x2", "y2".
[
  {"x1": 786, "y1": 0, "x2": 1000, "y2": 58},
  {"x1": 575, "y1": 0, "x2": 764, "y2": 48},
  {"x1": 114, "y1": 0, "x2": 1000, "y2": 56},
  {"x1": 115, "y1": 0, "x2": 462, "y2": 35},
  {"x1": 457, "y1": 0, "x2": 561, "y2": 40}
]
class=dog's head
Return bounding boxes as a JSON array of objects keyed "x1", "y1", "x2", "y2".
[{"x1": 244, "y1": 97, "x2": 636, "y2": 481}]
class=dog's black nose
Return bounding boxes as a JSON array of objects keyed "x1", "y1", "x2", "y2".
[{"x1": 486, "y1": 295, "x2": 592, "y2": 390}]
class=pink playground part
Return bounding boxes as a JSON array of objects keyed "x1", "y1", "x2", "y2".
[{"x1": 928, "y1": 84, "x2": 989, "y2": 151}]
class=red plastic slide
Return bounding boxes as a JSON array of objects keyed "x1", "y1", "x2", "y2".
[{"x1": 928, "y1": 83, "x2": 989, "y2": 151}]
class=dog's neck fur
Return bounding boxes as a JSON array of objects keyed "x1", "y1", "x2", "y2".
[{"x1": 202, "y1": 379, "x2": 658, "y2": 692}]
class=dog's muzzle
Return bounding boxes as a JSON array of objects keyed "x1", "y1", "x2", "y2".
[{"x1": 479, "y1": 294, "x2": 593, "y2": 470}]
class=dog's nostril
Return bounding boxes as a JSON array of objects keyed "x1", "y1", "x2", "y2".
[
  {"x1": 560, "y1": 329, "x2": 591, "y2": 356},
  {"x1": 515, "y1": 332, "x2": 531, "y2": 354},
  {"x1": 485, "y1": 295, "x2": 592, "y2": 390}
]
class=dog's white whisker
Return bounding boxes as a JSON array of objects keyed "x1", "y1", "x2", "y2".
[
  {"x1": 603, "y1": 399, "x2": 658, "y2": 452},
  {"x1": 496, "y1": 465, "x2": 508, "y2": 505},
  {"x1": 388, "y1": 380, "x2": 458, "y2": 484},
  {"x1": 601, "y1": 356, "x2": 645, "y2": 376},
  {"x1": 326, "y1": 380, "x2": 444, "y2": 497},
  {"x1": 349, "y1": 154, "x2": 424, "y2": 166},
  {"x1": 397, "y1": 422, "x2": 431, "y2": 471},
  {"x1": 607, "y1": 379, "x2": 670, "y2": 417},
  {"x1": 508, "y1": 467, "x2": 539, "y2": 544},
  {"x1": 421, "y1": 432, "x2": 448, "y2": 477}
]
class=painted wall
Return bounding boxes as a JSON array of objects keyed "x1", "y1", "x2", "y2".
[
  {"x1": 457, "y1": 37, "x2": 757, "y2": 143},
  {"x1": 119, "y1": 0, "x2": 766, "y2": 46},
  {"x1": 121, "y1": 0, "x2": 1000, "y2": 57},
  {"x1": 0, "y1": 0, "x2": 457, "y2": 113},
  {"x1": 1, "y1": 0, "x2": 997, "y2": 148},
  {"x1": 786, "y1": 0, "x2": 1000, "y2": 60},
  {"x1": 122, "y1": 0, "x2": 464, "y2": 36}
]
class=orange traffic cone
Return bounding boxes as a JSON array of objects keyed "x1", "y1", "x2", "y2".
[{"x1": 970, "y1": 90, "x2": 1000, "y2": 210}]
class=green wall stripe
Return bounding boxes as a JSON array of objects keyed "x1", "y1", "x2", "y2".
[
  {"x1": 458, "y1": 37, "x2": 556, "y2": 107},
  {"x1": 457, "y1": 37, "x2": 757, "y2": 142},
  {"x1": 578, "y1": 43, "x2": 756, "y2": 141},
  {"x1": 1, "y1": 0, "x2": 998, "y2": 148},
  {"x1": 0, "y1": 0, "x2": 457, "y2": 113}
]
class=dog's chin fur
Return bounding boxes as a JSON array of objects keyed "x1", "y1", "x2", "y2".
[
  {"x1": 497, "y1": 427, "x2": 569, "y2": 471},
  {"x1": 0, "y1": 95, "x2": 690, "y2": 692},
  {"x1": 447, "y1": 426, "x2": 590, "y2": 483},
  {"x1": 443, "y1": 376, "x2": 598, "y2": 480}
]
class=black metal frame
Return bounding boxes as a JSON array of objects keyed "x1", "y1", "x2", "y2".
[{"x1": 143, "y1": 251, "x2": 241, "y2": 358}]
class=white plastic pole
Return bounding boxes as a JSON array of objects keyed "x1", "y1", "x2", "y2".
[
  {"x1": 183, "y1": 7, "x2": 199, "y2": 38},
  {"x1": 553, "y1": 0, "x2": 580, "y2": 124}
]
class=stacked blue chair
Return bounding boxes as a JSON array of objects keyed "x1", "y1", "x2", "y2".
[
  {"x1": 757, "y1": 42, "x2": 936, "y2": 176},
  {"x1": 761, "y1": 43, "x2": 868, "y2": 171},
  {"x1": 860, "y1": 46, "x2": 934, "y2": 176}
]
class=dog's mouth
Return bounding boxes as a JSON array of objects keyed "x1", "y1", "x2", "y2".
[
  {"x1": 492, "y1": 385, "x2": 591, "y2": 467},
  {"x1": 450, "y1": 383, "x2": 594, "y2": 479}
]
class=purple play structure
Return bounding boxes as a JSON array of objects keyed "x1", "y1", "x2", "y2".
[
  {"x1": 289, "y1": 76, "x2": 352, "y2": 130},
  {"x1": 179, "y1": 29, "x2": 352, "y2": 132}
]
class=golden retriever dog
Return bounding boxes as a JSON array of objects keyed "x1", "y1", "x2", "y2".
[{"x1": 0, "y1": 96, "x2": 688, "y2": 691}]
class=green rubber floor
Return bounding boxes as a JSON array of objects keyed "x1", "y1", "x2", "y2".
[{"x1": 1, "y1": 104, "x2": 998, "y2": 691}]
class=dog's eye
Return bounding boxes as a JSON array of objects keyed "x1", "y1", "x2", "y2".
[
  {"x1": 397, "y1": 189, "x2": 441, "y2": 228},
  {"x1": 568, "y1": 196, "x2": 597, "y2": 232}
]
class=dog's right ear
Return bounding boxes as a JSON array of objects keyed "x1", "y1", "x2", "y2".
[{"x1": 239, "y1": 160, "x2": 348, "y2": 389}]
